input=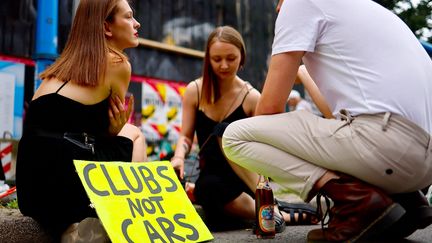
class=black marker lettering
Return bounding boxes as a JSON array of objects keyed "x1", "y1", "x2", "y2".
[
  {"x1": 121, "y1": 219, "x2": 134, "y2": 243},
  {"x1": 157, "y1": 166, "x2": 177, "y2": 192},
  {"x1": 120, "y1": 166, "x2": 144, "y2": 193},
  {"x1": 127, "y1": 198, "x2": 144, "y2": 218},
  {"x1": 83, "y1": 163, "x2": 109, "y2": 196},
  {"x1": 143, "y1": 220, "x2": 166, "y2": 243},
  {"x1": 101, "y1": 164, "x2": 130, "y2": 195},
  {"x1": 138, "y1": 166, "x2": 161, "y2": 194},
  {"x1": 174, "y1": 214, "x2": 199, "y2": 241},
  {"x1": 156, "y1": 217, "x2": 184, "y2": 242}
]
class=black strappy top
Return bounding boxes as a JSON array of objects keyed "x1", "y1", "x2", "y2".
[
  {"x1": 16, "y1": 81, "x2": 132, "y2": 237},
  {"x1": 24, "y1": 81, "x2": 110, "y2": 136},
  {"x1": 194, "y1": 82, "x2": 252, "y2": 173}
]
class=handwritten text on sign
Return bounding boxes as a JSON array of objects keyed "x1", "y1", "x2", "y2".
[{"x1": 73, "y1": 160, "x2": 213, "y2": 243}]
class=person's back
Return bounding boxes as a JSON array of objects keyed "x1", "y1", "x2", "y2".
[
  {"x1": 274, "y1": 0, "x2": 432, "y2": 133},
  {"x1": 16, "y1": 88, "x2": 116, "y2": 236},
  {"x1": 23, "y1": 88, "x2": 110, "y2": 135}
]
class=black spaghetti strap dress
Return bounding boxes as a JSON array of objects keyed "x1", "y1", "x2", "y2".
[
  {"x1": 193, "y1": 90, "x2": 254, "y2": 230},
  {"x1": 16, "y1": 83, "x2": 133, "y2": 238}
]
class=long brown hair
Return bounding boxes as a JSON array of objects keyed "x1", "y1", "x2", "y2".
[
  {"x1": 201, "y1": 26, "x2": 246, "y2": 104},
  {"x1": 40, "y1": 0, "x2": 128, "y2": 86}
]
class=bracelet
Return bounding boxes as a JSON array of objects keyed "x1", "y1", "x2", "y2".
[{"x1": 171, "y1": 156, "x2": 185, "y2": 161}]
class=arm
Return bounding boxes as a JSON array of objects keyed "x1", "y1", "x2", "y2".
[
  {"x1": 107, "y1": 59, "x2": 134, "y2": 136},
  {"x1": 170, "y1": 81, "x2": 198, "y2": 179},
  {"x1": 255, "y1": 51, "x2": 304, "y2": 115},
  {"x1": 296, "y1": 65, "x2": 334, "y2": 119}
]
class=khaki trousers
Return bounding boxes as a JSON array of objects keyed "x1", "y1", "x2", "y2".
[{"x1": 222, "y1": 110, "x2": 432, "y2": 201}]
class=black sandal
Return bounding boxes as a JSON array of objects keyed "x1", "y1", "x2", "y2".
[
  {"x1": 276, "y1": 199, "x2": 320, "y2": 225},
  {"x1": 275, "y1": 209, "x2": 287, "y2": 233}
]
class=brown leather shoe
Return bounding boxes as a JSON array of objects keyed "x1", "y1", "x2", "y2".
[
  {"x1": 307, "y1": 173, "x2": 405, "y2": 242},
  {"x1": 377, "y1": 190, "x2": 432, "y2": 239}
]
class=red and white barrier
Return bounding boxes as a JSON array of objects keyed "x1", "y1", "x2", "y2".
[{"x1": 1, "y1": 142, "x2": 13, "y2": 180}]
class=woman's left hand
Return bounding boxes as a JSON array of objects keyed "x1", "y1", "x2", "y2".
[{"x1": 108, "y1": 95, "x2": 134, "y2": 136}]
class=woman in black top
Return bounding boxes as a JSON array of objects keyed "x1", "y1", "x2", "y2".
[
  {"x1": 170, "y1": 26, "x2": 267, "y2": 231},
  {"x1": 16, "y1": 0, "x2": 146, "y2": 241}
]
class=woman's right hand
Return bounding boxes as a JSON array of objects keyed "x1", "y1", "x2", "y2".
[
  {"x1": 170, "y1": 156, "x2": 185, "y2": 180},
  {"x1": 108, "y1": 95, "x2": 134, "y2": 136}
]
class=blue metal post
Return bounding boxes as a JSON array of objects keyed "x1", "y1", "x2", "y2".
[
  {"x1": 34, "y1": 0, "x2": 58, "y2": 91},
  {"x1": 420, "y1": 41, "x2": 432, "y2": 57}
]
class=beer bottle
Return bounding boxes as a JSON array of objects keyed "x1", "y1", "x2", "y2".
[{"x1": 255, "y1": 175, "x2": 275, "y2": 239}]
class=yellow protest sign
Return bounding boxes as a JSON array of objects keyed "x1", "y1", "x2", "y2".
[{"x1": 73, "y1": 160, "x2": 213, "y2": 243}]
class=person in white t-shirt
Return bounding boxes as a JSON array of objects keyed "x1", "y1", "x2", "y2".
[{"x1": 222, "y1": 0, "x2": 432, "y2": 242}]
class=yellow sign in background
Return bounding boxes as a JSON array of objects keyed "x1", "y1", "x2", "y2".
[{"x1": 73, "y1": 160, "x2": 213, "y2": 243}]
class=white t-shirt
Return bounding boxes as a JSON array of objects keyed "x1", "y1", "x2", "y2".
[{"x1": 272, "y1": 0, "x2": 432, "y2": 134}]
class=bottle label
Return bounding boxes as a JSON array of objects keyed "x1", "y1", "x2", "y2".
[{"x1": 258, "y1": 204, "x2": 275, "y2": 232}]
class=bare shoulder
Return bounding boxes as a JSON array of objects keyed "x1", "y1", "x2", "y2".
[
  {"x1": 107, "y1": 52, "x2": 131, "y2": 76},
  {"x1": 32, "y1": 78, "x2": 61, "y2": 100},
  {"x1": 183, "y1": 78, "x2": 201, "y2": 107},
  {"x1": 243, "y1": 82, "x2": 261, "y2": 116},
  {"x1": 106, "y1": 52, "x2": 131, "y2": 99},
  {"x1": 245, "y1": 82, "x2": 261, "y2": 100}
]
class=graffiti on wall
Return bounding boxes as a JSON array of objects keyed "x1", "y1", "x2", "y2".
[{"x1": 130, "y1": 76, "x2": 187, "y2": 161}]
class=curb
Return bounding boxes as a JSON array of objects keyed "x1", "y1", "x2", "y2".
[{"x1": 0, "y1": 208, "x2": 54, "y2": 243}]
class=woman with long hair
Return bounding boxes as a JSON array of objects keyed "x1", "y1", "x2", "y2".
[
  {"x1": 16, "y1": 0, "x2": 146, "y2": 241},
  {"x1": 171, "y1": 25, "x2": 263, "y2": 231}
]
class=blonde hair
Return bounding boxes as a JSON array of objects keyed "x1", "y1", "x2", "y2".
[
  {"x1": 201, "y1": 26, "x2": 246, "y2": 104},
  {"x1": 40, "y1": 0, "x2": 128, "y2": 86}
]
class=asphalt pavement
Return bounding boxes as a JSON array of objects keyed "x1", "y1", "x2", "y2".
[
  {"x1": 210, "y1": 224, "x2": 432, "y2": 242},
  {"x1": 1, "y1": 207, "x2": 431, "y2": 243}
]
